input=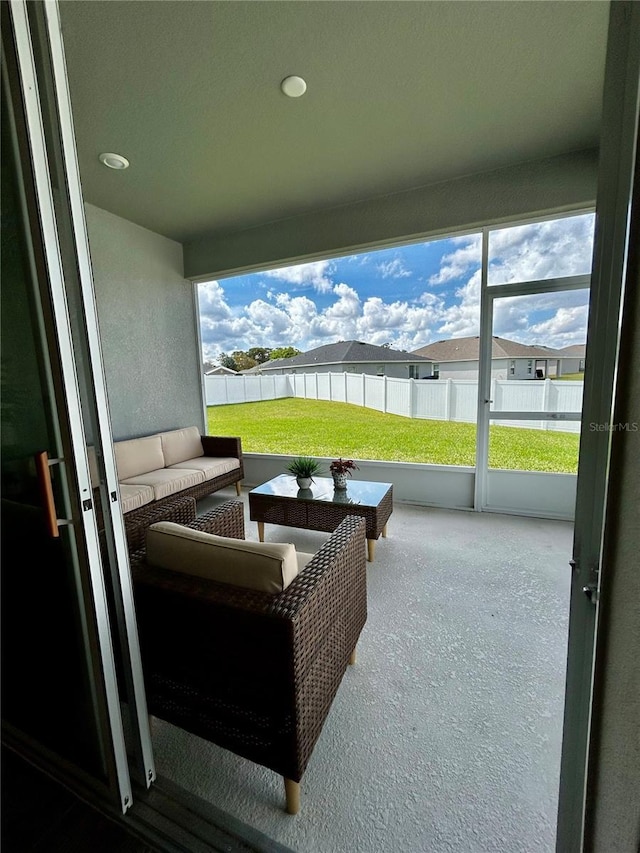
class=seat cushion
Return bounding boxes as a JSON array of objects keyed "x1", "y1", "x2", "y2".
[
  {"x1": 119, "y1": 483, "x2": 155, "y2": 514},
  {"x1": 146, "y1": 522, "x2": 299, "y2": 594},
  {"x1": 167, "y1": 456, "x2": 240, "y2": 481},
  {"x1": 115, "y1": 435, "x2": 165, "y2": 480},
  {"x1": 156, "y1": 427, "x2": 204, "y2": 467},
  {"x1": 121, "y1": 468, "x2": 204, "y2": 501}
]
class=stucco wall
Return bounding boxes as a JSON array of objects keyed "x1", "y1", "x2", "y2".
[{"x1": 84, "y1": 204, "x2": 204, "y2": 440}]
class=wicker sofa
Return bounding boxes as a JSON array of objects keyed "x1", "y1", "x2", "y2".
[
  {"x1": 94, "y1": 427, "x2": 243, "y2": 551},
  {"x1": 130, "y1": 500, "x2": 367, "y2": 814}
]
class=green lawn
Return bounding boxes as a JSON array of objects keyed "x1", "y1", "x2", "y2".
[
  {"x1": 208, "y1": 398, "x2": 580, "y2": 473},
  {"x1": 553, "y1": 372, "x2": 585, "y2": 381}
]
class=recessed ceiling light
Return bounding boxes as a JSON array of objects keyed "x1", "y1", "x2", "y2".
[
  {"x1": 281, "y1": 76, "x2": 307, "y2": 98},
  {"x1": 99, "y1": 152, "x2": 130, "y2": 170}
]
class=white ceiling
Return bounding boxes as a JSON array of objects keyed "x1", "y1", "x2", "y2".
[{"x1": 59, "y1": 0, "x2": 610, "y2": 245}]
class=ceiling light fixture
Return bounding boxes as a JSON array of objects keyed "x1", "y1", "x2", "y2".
[
  {"x1": 99, "y1": 152, "x2": 130, "y2": 170},
  {"x1": 281, "y1": 75, "x2": 307, "y2": 98}
]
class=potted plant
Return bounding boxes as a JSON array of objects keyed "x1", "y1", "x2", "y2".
[
  {"x1": 329, "y1": 458, "x2": 359, "y2": 490},
  {"x1": 285, "y1": 456, "x2": 323, "y2": 489}
]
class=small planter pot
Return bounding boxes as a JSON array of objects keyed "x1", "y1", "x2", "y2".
[
  {"x1": 296, "y1": 476, "x2": 313, "y2": 490},
  {"x1": 332, "y1": 472, "x2": 349, "y2": 490}
]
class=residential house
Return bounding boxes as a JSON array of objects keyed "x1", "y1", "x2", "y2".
[
  {"x1": 205, "y1": 365, "x2": 239, "y2": 376},
  {"x1": 412, "y1": 335, "x2": 570, "y2": 380},
  {"x1": 1, "y1": 2, "x2": 637, "y2": 852},
  {"x1": 248, "y1": 340, "x2": 433, "y2": 378},
  {"x1": 556, "y1": 344, "x2": 587, "y2": 375}
]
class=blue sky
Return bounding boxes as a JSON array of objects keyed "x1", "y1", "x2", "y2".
[{"x1": 198, "y1": 212, "x2": 595, "y2": 362}]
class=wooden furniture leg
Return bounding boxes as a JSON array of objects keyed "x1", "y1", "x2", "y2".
[
  {"x1": 349, "y1": 647, "x2": 357, "y2": 665},
  {"x1": 367, "y1": 538, "x2": 375, "y2": 562},
  {"x1": 235, "y1": 481, "x2": 242, "y2": 496},
  {"x1": 382, "y1": 523, "x2": 388, "y2": 538},
  {"x1": 284, "y1": 778, "x2": 300, "y2": 815},
  {"x1": 257, "y1": 521, "x2": 265, "y2": 542}
]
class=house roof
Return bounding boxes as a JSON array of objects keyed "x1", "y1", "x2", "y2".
[
  {"x1": 412, "y1": 336, "x2": 566, "y2": 362},
  {"x1": 557, "y1": 344, "x2": 587, "y2": 357},
  {"x1": 258, "y1": 340, "x2": 432, "y2": 371},
  {"x1": 58, "y1": 2, "x2": 608, "y2": 247},
  {"x1": 205, "y1": 366, "x2": 239, "y2": 376}
]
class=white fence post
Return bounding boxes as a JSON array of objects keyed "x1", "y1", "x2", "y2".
[
  {"x1": 383, "y1": 375, "x2": 388, "y2": 413},
  {"x1": 542, "y1": 377, "x2": 551, "y2": 430},
  {"x1": 445, "y1": 378, "x2": 452, "y2": 421},
  {"x1": 409, "y1": 378, "x2": 415, "y2": 417}
]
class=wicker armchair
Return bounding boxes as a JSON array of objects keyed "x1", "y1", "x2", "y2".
[{"x1": 130, "y1": 500, "x2": 367, "y2": 814}]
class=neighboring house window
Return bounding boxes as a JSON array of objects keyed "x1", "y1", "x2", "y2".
[
  {"x1": 527, "y1": 360, "x2": 533, "y2": 375},
  {"x1": 510, "y1": 360, "x2": 515, "y2": 375},
  {"x1": 408, "y1": 365, "x2": 417, "y2": 379},
  {"x1": 579, "y1": 359, "x2": 585, "y2": 372},
  {"x1": 432, "y1": 363, "x2": 440, "y2": 379},
  {"x1": 377, "y1": 365, "x2": 384, "y2": 375}
]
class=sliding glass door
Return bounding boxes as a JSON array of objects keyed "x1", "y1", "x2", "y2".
[{"x1": 1, "y1": 0, "x2": 153, "y2": 810}]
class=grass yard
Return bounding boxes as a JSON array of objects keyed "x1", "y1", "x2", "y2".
[
  {"x1": 553, "y1": 372, "x2": 585, "y2": 381},
  {"x1": 208, "y1": 398, "x2": 580, "y2": 473}
]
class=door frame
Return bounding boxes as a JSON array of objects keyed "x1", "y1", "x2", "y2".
[{"x1": 555, "y1": 2, "x2": 640, "y2": 850}]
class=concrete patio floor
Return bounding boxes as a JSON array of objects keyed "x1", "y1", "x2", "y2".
[{"x1": 149, "y1": 489, "x2": 573, "y2": 853}]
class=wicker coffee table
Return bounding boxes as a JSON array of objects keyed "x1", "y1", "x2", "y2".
[{"x1": 249, "y1": 474, "x2": 393, "y2": 561}]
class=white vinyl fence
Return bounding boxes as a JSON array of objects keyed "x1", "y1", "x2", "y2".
[{"x1": 204, "y1": 373, "x2": 583, "y2": 432}]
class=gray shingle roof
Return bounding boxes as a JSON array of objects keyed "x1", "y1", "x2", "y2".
[
  {"x1": 557, "y1": 344, "x2": 587, "y2": 357},
  {"x1": 259, "y1": 340, "x2": 432, "y2": 370},
  {"x1": 412, "y1": 336, "x2": 567, "y2": 362}
]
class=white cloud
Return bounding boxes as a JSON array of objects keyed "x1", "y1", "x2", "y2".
[
  {"x1": 198, "y1": 280, "x2": 232, "y2": 318},
  {"x1": 428, "y1": 235, "x2": 481, "y2": 285},
  {"x1": 488, "y1": 214, "x2": 594, "y2": 284},
  {"x1": 264, "y1": 260, "x2": 334, "y2": 293},
  {"x1": 377, "y1": 258, "x2": 412, "y2": 279}
]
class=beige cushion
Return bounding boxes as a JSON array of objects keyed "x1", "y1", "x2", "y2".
[
  {"x1": 167, "y1": 456, "x2": 240, "y2": 481},
  {"x1": 157, "y1": 427, "x2": 204, "y2": 467},
  {"x1": 146, "y1": 522, "x2": 299, "y2": 594},
  {"x1": 115, "y1": 435, "x2": 165, "y2": 481},
  {"x1": 121, "y1": 467, "x2": 204, "y2": 501},
  {"x1": 119, "y1": 483, "x2": 154, "y2": 514}
]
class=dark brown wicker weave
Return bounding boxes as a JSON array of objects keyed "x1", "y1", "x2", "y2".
[
  {"x1": 130, "y1": 503, "x2": 367, "y2": 813},
  {"x1": 94, "y1": 491, "x2": 198, "y2": 553},
  {"x1": 249, "y1": 477, "x2": 393, "y2": 561}
]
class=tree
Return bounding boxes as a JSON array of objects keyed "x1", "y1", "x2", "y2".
[
  {"x1": 219, "y1": 352, "x2": 238, "y2": 371},
  {"x1": 269, "y1": 346, "x2": 302, "y2": 360},
  {"x1": 232, "y1": 350, "x2": 257, "y2": 371},
  {"x1": 247, "y1": 347, "x2": 272, "y2": 364}
]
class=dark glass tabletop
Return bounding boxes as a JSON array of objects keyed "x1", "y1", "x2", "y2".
[{"x1": 249, "y1": 474, "x2": 392, "y2": 508}]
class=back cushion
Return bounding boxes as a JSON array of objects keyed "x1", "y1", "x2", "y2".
[
  {"x1": 146, "y1": 522, "x2": 299, "y2": 594},
  {"x1": 157, "y1": 427, "x2": 204, "y2": 467},
  {"x1": 114, "y1": 435, "x2": 165, "y2": 481}
]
